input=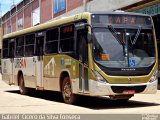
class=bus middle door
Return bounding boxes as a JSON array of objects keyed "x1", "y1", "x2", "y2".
[
  {"x1": 9, "y1": 39, "x2": 15, "y2": 84},
  {"x1": 35, "y1": 33, "x2": 45, "y2": 89}
]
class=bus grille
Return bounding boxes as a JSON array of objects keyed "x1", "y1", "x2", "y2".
[{"x1": 111, "y1": 85, "x2": 146, "y2": 93}]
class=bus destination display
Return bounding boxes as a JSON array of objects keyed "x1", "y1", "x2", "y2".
[{"x1": 92, "y1": 14, "x2": 152, "y2": 25}]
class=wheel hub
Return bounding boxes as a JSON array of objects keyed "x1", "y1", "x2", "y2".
[{"x1": 64, "y1": 82, "x2": 72, "y2": 98}]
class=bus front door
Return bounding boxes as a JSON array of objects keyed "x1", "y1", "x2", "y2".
[
  {"x1": 35, "y1": 36, "x2": 44, "y2": 89},
  {"x1": 9, "y1": 40, "x2": 15, "y2": 84},
  {"x1": 77, "y1": 30, "x2": 89, "y2": 93}
]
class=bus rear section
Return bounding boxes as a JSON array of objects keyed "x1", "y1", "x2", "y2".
[
  {"x1": 87, "y1": 13, "x2": 158, "y2": 100},
  {"x1": 1, "y1": 39, "x2": 15, "y2": 85}
]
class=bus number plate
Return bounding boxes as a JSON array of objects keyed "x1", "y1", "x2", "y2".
[{"x1": 123, "y1": 90, "x2": 135, "y2": 94}]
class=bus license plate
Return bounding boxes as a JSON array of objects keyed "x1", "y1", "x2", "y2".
[{"x1": 123, "y1": 90, "x2": 135, "y2": 94}]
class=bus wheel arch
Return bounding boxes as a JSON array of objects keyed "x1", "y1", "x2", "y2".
[
  {"x1": 60, "y1": 71, "x2": 77, "y2": 104},
  {"x1": 17, "y1": 70, "x2": 23, "y2": 86},
  {"x1": 60, "y1": 71, "x2": 70, "y2": 91},
  {"x1": 17, "y1": 70, "x2": 28, "y2": 95}
]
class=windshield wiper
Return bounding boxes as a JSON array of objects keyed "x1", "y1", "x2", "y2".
[
  {"x1": 131, "y1": 26, "x2": 142, "y2": 45},
  {"x1": 108, "y1": 25, "x2": 125, "y2": 45},
  {"x1": 108, "y1": 25, "x2": 127, "y2": 59}
]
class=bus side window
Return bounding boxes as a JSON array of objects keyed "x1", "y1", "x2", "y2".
[
  {"x1": 45, "y1": 28, "x2": 59, "y2": 54},
  {"x1": 16, "y1": 36, "x2": 24, "y2": 57},
  {"x1": 2, "y1": 39, "x2": 9, "y2": 58},
  {"x1": 60, "y1": 24, "x2": 74, "y2": 53},
  {"x1": 9, "y1": 39, "x2": 15, "y2": 58},
  {"x1": 25, "y1": 34, "x2": 35, "y2": 56},
  {"x1": 36, "y1": 36, "x2": 44, "y2": 56}
]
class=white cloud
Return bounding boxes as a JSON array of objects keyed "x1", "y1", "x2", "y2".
[
  {"x1": 15, "y1": 0, "x2": 22, "y2": 4},
  {"x1": 0, "y1": 0, "x2": 22, "y2": 5},
  {"x1": 0, "y1": 0, "x2": 22, "y2": 16},
  {"x1": 0, "y1": 1, "x2": 10, "y2": 5}
]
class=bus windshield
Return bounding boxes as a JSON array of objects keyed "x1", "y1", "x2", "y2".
[{"x1": 92, "y1": 27, "x2": 156, "y2": 68}]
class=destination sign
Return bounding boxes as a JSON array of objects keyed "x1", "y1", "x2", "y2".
[{"x1": 92, "y1": 14, "x2": 152, "y2": 25}]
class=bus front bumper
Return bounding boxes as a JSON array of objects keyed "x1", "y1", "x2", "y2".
[{"x1": 89, "y1": 79, "x2": 157, "y2": 96}]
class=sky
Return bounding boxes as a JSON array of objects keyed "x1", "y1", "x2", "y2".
[{"x1": 0, "y1": 0, "x2": 22, "y2": 16}]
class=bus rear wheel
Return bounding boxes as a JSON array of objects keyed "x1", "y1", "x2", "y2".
[
  {"x1": 19, "y1": 75, "x2": 28, "y2": 95},
  {"x1": 62, "y1": 77, "x2": 77, "y2": 104}
]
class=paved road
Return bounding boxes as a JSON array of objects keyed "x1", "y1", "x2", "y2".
[{"x1": 0, "y1": 75, "x2": 160, "y2": 114}]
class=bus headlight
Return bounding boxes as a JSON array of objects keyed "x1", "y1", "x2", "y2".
[
  {"x1": 149, "y1": 70, "x2": 158, "y2": 83},
  {"x1": 93, "y1": 71, "x2": 108, "y2": 84}
]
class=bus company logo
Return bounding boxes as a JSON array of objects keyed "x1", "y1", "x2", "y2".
[
  {"x1": 15, "y1": 58, "x2": 26, "y2": 68},
  {"x1": 128, "y1": 78, "x2": 132, "y2": 82},
  {"x1": 64, "y1": 59, "x2": 72, "y2": 65},
  {"x1": 61, "y1": 58, "x2": 65, "y2": 65},
  {"x1": 121, "y1": 68, "x2": 135, "y2": 71}
]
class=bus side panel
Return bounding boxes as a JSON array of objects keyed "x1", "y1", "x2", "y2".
[
  {"x1": 1, "y1": 59, "x2": 12, "y2": 85},
  {"x1": 43, "y1": 77, "x2": 60, "y2": 91},
  {"x1": 43, "y1": 55, "x2": 60, "y2": 91},
  {"x1": 14, "y1": 57, "x2": 36, "y2": 88},
  {"x1": 56, "y1": 55, "x2": 80, "y2": 94},
  {"x1": 43, "y1": 55, "x2": 80, "y2": 93},
  {"x1": 1, "y1": 59, "x2": 10, "y2": 85}
]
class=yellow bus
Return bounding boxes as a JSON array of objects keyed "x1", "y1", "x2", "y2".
[{"x1": 1, "y1": 12, "x2": 158, "y2": 104}]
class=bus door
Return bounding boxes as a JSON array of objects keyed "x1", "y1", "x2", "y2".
[
  {"x1": 77, "y1": 29, "x2": 89, "y2": 93},
  {"x1": 8, "y1": 39, "x2": 15, "y2": 84},
  {"x1": 35, "y1": 32, "x2": 45, "y2": 88}
]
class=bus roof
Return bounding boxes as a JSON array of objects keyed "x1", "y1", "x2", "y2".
[
  {"x1": 3, "y1": 12, "x2": 91, "y2": 39},
  {"x1": 3, "y1": 11, "x2": 151, "y2": 39}
]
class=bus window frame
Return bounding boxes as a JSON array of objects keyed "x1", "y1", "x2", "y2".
[
  {"x1": 8, "y1": 38, "x2": 16, "y2": 58},
  {"x1": 35, "y1": 31, "x2": 46, "y2": 57},
  {"x1": 59, "y1": 23, "x2": 75, "y2": 54},
  {"x1": 2, "y1": 20, "x2": 88, "y2": 59},
  {"x1": 45, "y1": 27, "x2": 59, "y2": 55},
  {"x1": 24, "y1": 33, "x2": 36, "y2": 57},
  {"x1": 2, "y1": 39, "x2": 9, "y2": 59},
  {"x1": 43, "y1": 21, "x2": 88, "y2": 57},
  {"x1": 76, "y1": 28, "x2": 89, "y2": 64},
  {"x1": 15, "y1": 35, "x2": 25, "y2": 58}
]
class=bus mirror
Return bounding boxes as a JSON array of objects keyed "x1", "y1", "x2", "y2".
[{"x1": 88, "y1": 32, "x2": 93, "y2": 43}]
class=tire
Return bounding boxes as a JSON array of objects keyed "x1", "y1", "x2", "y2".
[
  {"x1": 62, "y1": 77, "x2": 77, "y2": 104},
  {"x1": 19, "y1": 75, "x2": 28, "y2": 95}
]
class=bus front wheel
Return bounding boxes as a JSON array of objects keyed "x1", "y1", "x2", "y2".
[
  {"x1": 62, "y1": 77, "x2": 77, "y2": 104},
  {"x1": 19, "y1": 75, "x2": 28, "y2": 95}
]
